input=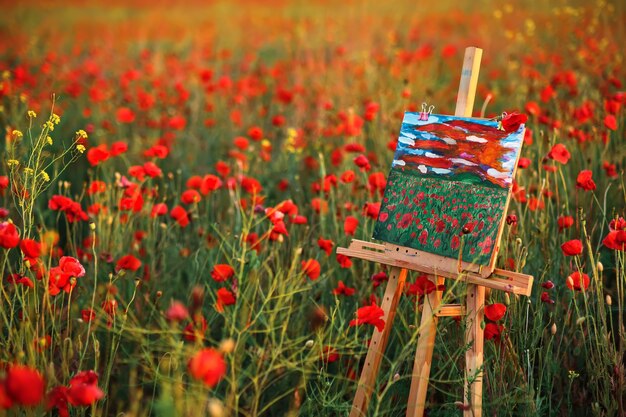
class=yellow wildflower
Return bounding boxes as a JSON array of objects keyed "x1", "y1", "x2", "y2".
[
  {"x1": 50, "y1": 113, "x2": 61, "y2": 125},
  {"x1": 76, "y1": 144, "x2": 86, "y2": 153},
  {"x1": 12, "y1": 129, "x2": 23, "y2": 138},
  {"x1": 46, "y1": 136, "x2": 53, "y2": 145},
  {"x1": 7, "y1": 159, "x2": 19, "y2": 167},
  {"x1": 75, "y1": 129, "x2": 88, "y2": 139},
  {"x1": 27, "y1": 110, "x2": 37, "y2": 118},
  {"x1": 40, "y1": 171, "x2": 50, "y2": 182}
]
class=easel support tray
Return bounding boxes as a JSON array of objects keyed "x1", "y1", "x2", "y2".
[{"x1": 337, "y1": 239, "x2": 533, "y2": 296}]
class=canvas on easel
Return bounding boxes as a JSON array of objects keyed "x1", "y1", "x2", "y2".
[{"x1": 373, "y1": 112, "x2": 526, "y2": 270}]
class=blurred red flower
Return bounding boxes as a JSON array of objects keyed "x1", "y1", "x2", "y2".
[
  {"x1": 561, "y1": 240, "x2": 583, "y2": 256},
  {"x1": 557, "y1": 215, "x2": 574, "y2": 231},
  {"x1": 211, "y1": 264, "x2": 235, "y2": 282},
  {"x1": 188, "y1": 348, "x2": 227, "y2": 387},
  {"x1": 604, "y1": 114, "x2": 617, "y2": 131},
  {"x1": 566, "y1": 271, "x2": 590, "y2": 291},
  {"x1": 215, "y1": 288, "x2": 236, "y2": 312},
  {"x1": 602, "y1": 217, "x2": 626, "y2": 251},
  {"x1": 333, "y1": 280, "x2": 356, "y2": 296},
  {"x1": 344, "y1": 216, "x2": 358, "y2": 236},
  {"x1": 170, "y1": 205, "x2": 190, "y2": 227},
  {"x1": 317, "y1": 238, "x2": 334, "y2": 256},
  {"x1": 67, "y1": 371, "x2": 104, "y2": 406},
  {"x1": 165, "y1": 301, "x2": 189, "y2": 322},
  {"x1": 576, "y1": 170, "x2": 596, "y2": 191},
  {"x1": 116, "y1": 107, "x2": 135, "y2": 123},
  {"x1": 5, "y1": 364, "x2": 45, "y2": 406},
  {"x1": 115, "y1": 254, "x2": 142, "y2": 272},
  {"x1": 301, "y1": 259, "x2": 321, "y2": 280},
  {"x1": 336, "y1": 254, "x2": 352, "y2": 268},
  {"x1": 547, "y1": 143, "x2": 570, "y2": 164}
]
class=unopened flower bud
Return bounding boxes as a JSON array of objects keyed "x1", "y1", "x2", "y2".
[
  {"x1": 597, "y1": 262, "x2": 604, "y2": 272},
  {"x1": 305, "y1": 340, "x2": 314, "y2": 349},
  {"x1": 551, "y1": 323, "x2": 557, "y2": 335},
  {"x1": 606, "y1": 295, "x2": 612, "y2": 306}
]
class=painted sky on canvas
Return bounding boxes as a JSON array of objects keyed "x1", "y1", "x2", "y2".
[{"x1": 392, "y1": 113, "x2": 524, "y2": 188}]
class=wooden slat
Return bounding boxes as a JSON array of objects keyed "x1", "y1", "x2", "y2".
[
  {"x1": 434, "y1": 304, "x2": 465, "y2": 317},
  {"x1": 350, "y1": 267, "x2": 408, "y2": 417},
  {"x1": 407, "y1": 276, "x2": 444, "y2": 417},
  {"x1": 337, "y1": 240, "x2": 533, "y2": 296},
  {"x1": 456, "y1": 46, "x2": 485, "y2": 417},
  {"x1": 464, "y1": 284, "x2": 485, "y2": 417}
]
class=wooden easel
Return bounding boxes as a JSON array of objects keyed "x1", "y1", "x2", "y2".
[{"x1": 340, "y1": 47, "x2": 533, "y2": 417}]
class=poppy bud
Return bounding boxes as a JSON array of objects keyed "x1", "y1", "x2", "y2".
[
  {"x1": 606, "y1": 295, "x2": 612, "y2": 306},
  {"x1": 305, "y1": 340, "x2": 314, "y2": 349},
  {"x1": 551, "y1": 323, "x2": 557, "y2": 335}
]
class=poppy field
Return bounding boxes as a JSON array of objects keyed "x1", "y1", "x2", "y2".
[{"x1": 0, "y1": 1, "x2": 625, "y2": 416}]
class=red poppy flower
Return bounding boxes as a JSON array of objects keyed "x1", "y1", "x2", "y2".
[
  {"x1": 353, "y1": 154, "x2": 371, "y2": 171},
  {"x1": 561, "y1": 239, "x2": 583, "y2": 256},
  {"x1": 371, "y1": 271, "x2": 388, "y2": 288},
  {"x1": 501, "y1": 112, "x2": 527, "y2": 132},
  {"x1": 181, "y1": 189, "x2": 201, "y2": 204},
  {"x1": 344, "y1": 216, "x2": 358, "y2": 236},
  {"x1": 168, "y1": 115, "x2": 186, "y2": 130},
  {"x1": 67, "y1": 370, "x2": 104, "y2": 406},
  {"x1": 484, "y1": 303, "x2": 507, "y2": 322},
  {"x1": 341, "y1": 170, "x2": 355, "y2": 183},
  {"x1": 541, "y1": 280, "x2": 555, "y2": 289},
  {"x1": 188, "y1": 348, "x2": 227, "y2": 387},
  {"x1": 566, "y1": 271, "x2": 590, "y2": 291},
  {"x1": 557, "y1": 215, "x2": 574, "y2": 231},
  {"x1": 602, "y1": 219, "x2": 626, "y2": 250},
  {"x1": 110, "y1": 141, "x2": 128, "y2": 156},
  {"x1": 603, "y1": 161, "x2": 618, "y2": 178},
  {"x1": 5, "y1": 364, "x2": 45, "y2": 406},
  {"x1": 165, "y1": 301, "x2": 189, "y2": 322},
  {"x1": 301, "y1": 259, "x2": 321, "y2": 280},
  {"x1": 336, "y1": 254, "x2": 352, "y2": 268},
  {"x1": 321, "y1": 346, "x2": 340, "y2": 363},
  {"x1": 116, "y1": 107, "x2": 135, "y2": 123},
  {"x1": 541, "y1": 291, "x2": 555, "y2": 304},
  {"x1": 81, "y1": 309, "x2": 96, "y2": 322},
  {"x1": 547, "y1": 143, "x2": 570, "y2": 164},
  {"x1": 0, "y1": 222, "x2": 19, "y2": 249},
  {"x1": 604, "y1": 114, "x2": 617, "y2": 131},
  {"x1": 349, "y1": 302, "x2": 385, "y2": 332},
  {"x1": 484, "y1": 323, "x2": 504, "y2": 341},
  {"x1": 333, "y1": 280, "x2": 356, "y2": 296},
  {"x1": 317, "y1": 238, "x2": 334, "y2": 256},
  {"x1": 143, "y1": 162, "x2": 162, "y2": 178},
  {"x1": 405, "y1": 274, "x2": 444, "y2": 296},
  {"x1": 215, "y1": 288, "x2": 236, "y2": 312},
  {"x1": 211, "y1": 264, "x2": 235, "y2": 282},
  {"x1": 20, "y1": 238, "x2": 41, "y2": 259},
  {"x1": 151, "y1": 203, "x2": 168, "y2": 218},
  {"x1": 576, "y1": 170, "x2": 596, "y2": 191},
  {"x1": 364, "y1": 202, "x2": 381, "y2": 219},
  {"x1": 87, "y1": 144, "x2": 110, "y2": 166},
  {"x1": 517, "y1": 158, "x2": 531, "y2": 169},
  {"x1": 115, "y1": 254, "x2": 142, "y2": 272},
  {"x1": 170, "y1": 205, "x2": 190, "y2": 227}
]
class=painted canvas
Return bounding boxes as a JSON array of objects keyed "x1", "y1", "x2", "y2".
[{"x1": 373, "y1": 112, "x2": 525, "y2": 267}]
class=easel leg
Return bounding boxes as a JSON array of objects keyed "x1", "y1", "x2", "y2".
[
  {"x1": 350, "y1": 267, "x2": 408, "y2": 417},
  {"x1": 406, "y1": 276, "x2": 443, "y2": 417},
  {"x1": 464, "y1": 283, "x2": 485, "y2": 417}
]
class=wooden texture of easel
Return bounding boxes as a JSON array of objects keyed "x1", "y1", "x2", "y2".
[{"x1": 340, "y1": 47, "x2": 534, "y2": 417}]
